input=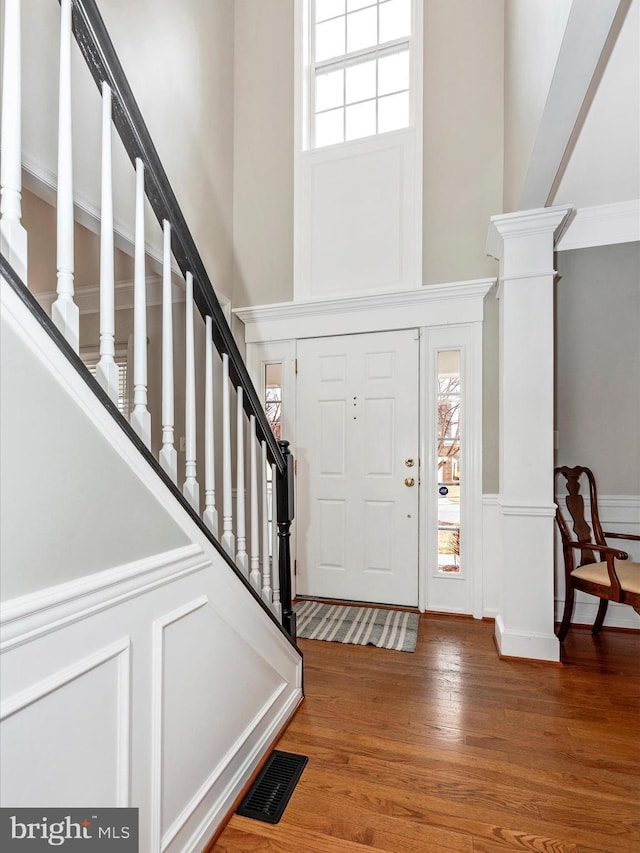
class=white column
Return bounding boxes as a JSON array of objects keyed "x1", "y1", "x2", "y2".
[
  {"x1": 95, "y1": 83, "x2": 119, "y2": 404},
  {"x1": 159, "y1": 220, "x2": 177, "y2": 483},
  {"x1": 183, "y1": 272, "x2": 199, "y2": 511},
  {"x1": 271, "y1": 462, "x2": 282, "y2": 619},
  {"x1": 235, "y1": 388, "x2": 249, "y2": 577},
  {"x1": 203, "y1": 316, "x2": 219, "y2": 537},
  {"x1": 52, "y1": 0, "x2": 79, "y2": 352},
  {"x1": 0, "y1": 0, "x2": 28, "y2": 283},
  {"x1": 249, "y1": 416, "x2": 261, "y2": 592},
  {"x1": 221, "y1": 353, "x2": 235, "y2": 558},
  {"x1": 261, "y1": 440, "x2": 272, "y2": 606},
  {"x1": 486, "y1": 204, "x2": 572, "y2": 662},
  {"x1": 130, "y1": 158, "x2": 151, "y2": 447}
]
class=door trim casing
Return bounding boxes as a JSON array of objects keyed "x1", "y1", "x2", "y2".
[{"x1": 236, "y1": 279, "x2": 495, "y2": 618}]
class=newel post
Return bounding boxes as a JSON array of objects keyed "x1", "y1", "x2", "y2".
[{"x1": 276, "y1": 440, "x2": 296, "y2": 641}]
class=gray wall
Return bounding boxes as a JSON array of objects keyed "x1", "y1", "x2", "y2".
[{"x1": 556, "y1": 241, "x2": 640, "y2": 495}]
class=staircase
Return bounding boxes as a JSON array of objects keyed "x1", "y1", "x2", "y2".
[{"x1": 0, "y1": 1, "x2": 303, "y2": 849}]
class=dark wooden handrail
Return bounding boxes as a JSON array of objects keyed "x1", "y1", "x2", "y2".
[{"x1": 67, "y1": 0, "x2": 285, "y2": 475}]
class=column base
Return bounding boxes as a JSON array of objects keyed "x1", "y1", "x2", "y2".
[{"x1": 494, "y1": 614, "x2": 560, "y2": 662}]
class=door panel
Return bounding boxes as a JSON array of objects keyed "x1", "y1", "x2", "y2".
[{"x1": 296, "y1": 329, "x2": 419, "y2": 606}]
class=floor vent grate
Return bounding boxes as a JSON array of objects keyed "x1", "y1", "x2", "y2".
[{"x1": 236, "y1": 750, "x2": 308, "y2": 824}]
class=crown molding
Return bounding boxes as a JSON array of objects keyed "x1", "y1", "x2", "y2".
[{"x1": 556, "y1": 199, "x2": 640, "y2": 251}]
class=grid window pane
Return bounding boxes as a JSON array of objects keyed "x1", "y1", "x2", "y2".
[
  {"x1": 347, "y1": 6, "x2": 378, "y2": 53},
  {"x1": 378, "y1": 90, "x2": 409, "y2": 132},
  {"x1": 347, "y1": 0, "x2": 376, "y2": 11},
  {"x1": 316, "y1": 68, "x2": 345, "y2": 112},
  {"x1": 345, "y1": 58, "x2": 376, "y2": 104},
  {"x1": 379, "y1": 0, "x2": 411, "y2": 43},
  {"x1": 316, "y1": 16, "x2": 346, "y2": 62},
  {"x1": 378, "y1": 49, "x2": 409, "y2": 96},
  {"x1": 346, "y1": 99, "x2": 376, "y2": 140},
  {"x1": 316, "y1": 107, "x2": 345, "y2": 146},
  {"x1": 316, "y1": 0, "x2": 345, "y2": 23}
]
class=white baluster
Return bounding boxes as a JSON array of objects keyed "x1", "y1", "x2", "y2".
[
  {"x1": 130, "y1": 158, "x2": 151, "y2": 447},
  {"x1": 0, "y1": 0, "x2": 28, "y2": 283},
  {"x1": 261, "y1": 441, "x2": 272, "y2": 606},
  {"x1": 235, "y1": 388, "x2": 249, "y2": 577},
  {"x1": 95, "y1": 83, "x2": 119, "y2": 404},
  {"x1": 203, "y1": 316, "x2": 219, "y2": 537},
  {"x1": 159, "y1": 220, "x2": 177, "y2": 483},
  {"x1": 52, "y1": 0, "x2": 79, "y2": 353},
  {"x1": 271, "y1": 462, "x2": 282, "y2": 619},
  {"x1": 249, "y1": 416, "x2": 261, "y2": 592},
  {"x1": 183, "y1": 271, "x2": 199, "y2": 511},
  {"x1": 221, "y1": 353, "x2": 235, "y2": 558}
]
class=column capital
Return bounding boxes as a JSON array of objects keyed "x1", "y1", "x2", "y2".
[{"x1": 486, "y1": 205, "x2": 573, "y2": 261}]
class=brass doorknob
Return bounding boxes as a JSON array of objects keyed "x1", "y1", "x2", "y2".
[
  {"x1": 404, "y1": 477, "x2": 415, "y2": 487},
  {"x1": 405, "y1": 458, "x2": 414, "y2": 467}
]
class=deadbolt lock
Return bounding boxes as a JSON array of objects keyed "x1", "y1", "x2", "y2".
[
  {"x1": 405, "y1": 458, "x2": 414, "y2": 467},
  {"x1": 404, "y1": 477, "x2": 415, "y2": 487}
]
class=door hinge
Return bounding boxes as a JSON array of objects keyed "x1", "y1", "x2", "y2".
[
  {"x1": 295, "y1": 358, "x2": 298, "y2": 374},
  {"x1": 294, "y1": 560, "x2": 297, "y2": 576},
  {"x1": 294, "y1": 458, "x2": 298, "y2": 475}
]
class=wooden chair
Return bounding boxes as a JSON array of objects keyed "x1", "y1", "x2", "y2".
[{"x1": 554, "y1": 466, "x2": 640, "y2": 641}]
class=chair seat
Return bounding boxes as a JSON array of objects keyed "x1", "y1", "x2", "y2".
[{"x1": 572, "y1": 561, "x2": 640, "y2": 595}]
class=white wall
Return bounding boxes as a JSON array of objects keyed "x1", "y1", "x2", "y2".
[
  {"x1": 0, "y1": 279, "x2": 303, "y2": 849},
  {"x1": 503, "y1": 0, "x2": 572, "y2": 212},
  {"x1": 1, "y1": 299, "x2": 188, "y2": 600},
  {"x1": 18, "y1": 0, "x2": 235, "y2": 298}
]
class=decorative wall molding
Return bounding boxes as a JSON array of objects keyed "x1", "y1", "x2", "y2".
[
  {"x1": 235, "y1": 278, "x2": 496, "y2": 343},
  {"x1": 0, "y1": 637, "x2": 132, "y2": 805},
  {"x1": 0, "y1": 544, "x2": 209, "y2": 651},
  {"x1": 486, "y1": 205, "x2": 573, "y2": 260},
  {"x1": 556, "y1": 200, "x2": 640, "y2": 252},
  {"x1": 498, "y1": 500, "x2": 557, "y2": 517}
]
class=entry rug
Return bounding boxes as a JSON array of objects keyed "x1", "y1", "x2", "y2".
[{"x1": 294, "y1": 600, "x2": 419, "y2": 652}]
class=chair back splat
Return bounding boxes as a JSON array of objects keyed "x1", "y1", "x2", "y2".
[{"x1": 555, "y1": 466, "x2": 640, "y2": 641}]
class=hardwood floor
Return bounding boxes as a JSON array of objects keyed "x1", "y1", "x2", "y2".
[{"x1": 213, "y1": 616, "x2": 640, "y2": 853}]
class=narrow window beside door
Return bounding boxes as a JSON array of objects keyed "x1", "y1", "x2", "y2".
[{"x1": 437, "y1": 350, "x2": 461, "y2": 574}]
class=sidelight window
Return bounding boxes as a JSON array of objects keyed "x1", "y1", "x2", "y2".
[{"x1": 437, "y1": 350, "x2": 461, "y2": 574}]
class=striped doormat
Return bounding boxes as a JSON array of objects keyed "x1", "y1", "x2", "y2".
[{"x1": 294, "y1": 600, "x2": 419, "y2": 652}]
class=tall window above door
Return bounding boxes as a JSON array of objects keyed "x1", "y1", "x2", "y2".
[{"x1": 312, "y1": 0, "x2": 413, "y2": 147}]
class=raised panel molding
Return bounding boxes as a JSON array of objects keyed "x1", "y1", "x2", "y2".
[{"x1": 1, "y1": 637, "x2": 131, "y2": 806}]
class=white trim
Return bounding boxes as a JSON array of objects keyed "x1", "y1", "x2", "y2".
[
  {"x1": 486, "y1": 205, "x2": 573, "y2": 260},
  {"x1": 0, "y1": 545, "x2": 209, "y2": 651},
  {"x1": 0, "y1": 637, "x2": 132, "y2": 806},
  {"x1": 556, "y1": 200, "x2": 640, "y2": 251},
  {"x1": 494, "y1": 613, "x2": 560, "y2": 662},
  {"x1": 498, "y1": 500, "x2": 557, "y2": 518},
  {"x1": 235, "y1": 279, "x2": 495, "y2": 343}
]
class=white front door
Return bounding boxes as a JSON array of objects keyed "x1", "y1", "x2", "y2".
[{"x1": 296, "y1": 329, "x2": 419, "y2": 606}]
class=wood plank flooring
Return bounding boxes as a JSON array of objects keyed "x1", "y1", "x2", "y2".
[{"x1": 212, "y1": 616, "x2": 640, "y2": 853}]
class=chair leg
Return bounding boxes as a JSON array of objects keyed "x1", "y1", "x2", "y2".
[
  {"x1": 592, "y1": 598, "x2": 609, "y2": 635},
  {"x1": 557, "y1": 584, "x2": 575, "y2": 642}
]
